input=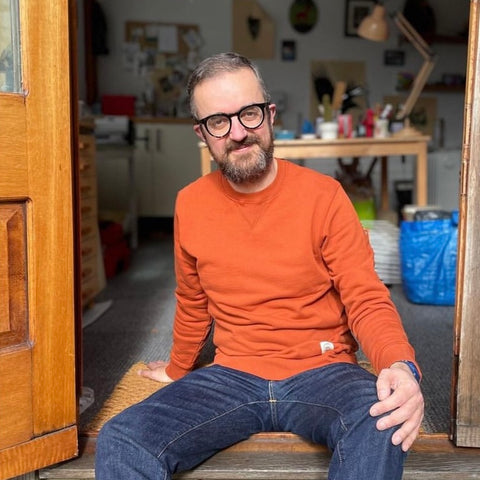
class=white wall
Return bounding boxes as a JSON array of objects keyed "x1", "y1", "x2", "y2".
[{"x1": 82, "y1": 0, "x2": 469, "y2": 150}]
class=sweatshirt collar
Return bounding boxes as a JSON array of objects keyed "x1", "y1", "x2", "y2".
[{"x1": 219, "y1": 158, "x2": 285, "y2": 203}]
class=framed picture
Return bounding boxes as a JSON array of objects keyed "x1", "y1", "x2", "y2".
[
  {"x1": 281, "y1": 40, "x2": 296, "y2": 61},
  {"x1": 344, "y1": 0, "x2": 375, "y2": 37},
  {"x1": 384, "y1": 49, "x2": 405, "y2": 66}
]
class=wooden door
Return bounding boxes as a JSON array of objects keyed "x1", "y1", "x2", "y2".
[
  {"x1": 452, "y1": 0, "x2": 480, "y2": 448},
  {"x1": 0, "y1": 0, "x2": 78, "y2": 478}
]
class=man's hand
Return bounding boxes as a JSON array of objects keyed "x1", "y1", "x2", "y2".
[
  {"x1": 369, "y1": 362, "x2": 424, "y2": 452},
  {"x1": 138, "y1": 360, "x2": 174, "y2": 383}
]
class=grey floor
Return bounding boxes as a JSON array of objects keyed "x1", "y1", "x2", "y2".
[{"x1": 80, "y1": 235, "x2": 454, "y2": 434}]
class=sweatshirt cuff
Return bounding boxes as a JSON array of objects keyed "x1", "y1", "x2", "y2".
[{"x1": 165, "y1": 361, "x2": 191, "y2": 381}]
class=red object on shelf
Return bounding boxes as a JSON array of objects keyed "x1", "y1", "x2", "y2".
[
  {"x1": 363, "y1": 109, "x2": 375, "y2": 138},
  {"x1": 101, "y1": 95, "x2": 136, "y2": 116}
]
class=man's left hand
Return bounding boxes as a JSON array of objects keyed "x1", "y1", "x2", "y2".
[{"x1": 369, "y1": 362, "x2": 424, "y2": 452}]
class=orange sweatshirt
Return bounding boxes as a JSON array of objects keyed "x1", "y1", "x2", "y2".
[{"x1": 166, "y1": 159, "x2": 418, "y2": 381}]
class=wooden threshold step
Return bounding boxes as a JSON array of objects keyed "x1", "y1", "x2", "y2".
[{"x1": 40, "y1": 433, "x2": 480, "y2": 480}]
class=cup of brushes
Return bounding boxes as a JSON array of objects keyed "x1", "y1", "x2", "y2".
[{"x1": 317, "y1": 81, "x2": 346, "y2": 139}]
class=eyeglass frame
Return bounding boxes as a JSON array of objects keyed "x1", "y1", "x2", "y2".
[{"x1": 195, "y1": 102, "x2": 271, "y2": 138}]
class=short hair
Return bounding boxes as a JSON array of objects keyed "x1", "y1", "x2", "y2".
[{"x1": 187, "y1": 52, "x2": 271, "y2": 118}]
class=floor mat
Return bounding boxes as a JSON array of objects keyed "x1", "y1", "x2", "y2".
[{"x1": 84, "y1": 362, "x2": 167, "y2": 434}]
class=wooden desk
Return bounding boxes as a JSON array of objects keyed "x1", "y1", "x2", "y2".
[{"x1": 199, "y1": 136, "x2": 430, "y2": 210}]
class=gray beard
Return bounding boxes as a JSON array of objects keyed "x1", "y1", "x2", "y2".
[{"x1": 218, "y1": 142, "x2": 274, "y2": 184}]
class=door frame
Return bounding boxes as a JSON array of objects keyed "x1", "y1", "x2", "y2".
[
  {"x1": 451, "y1": 0, "x2": 480, "y2": 448},
  {"x1": 76, "y1": 0, "x2": 480, "y2": 448}
]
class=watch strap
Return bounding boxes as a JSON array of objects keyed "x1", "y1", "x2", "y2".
[{"x1": 399, "y1": 360, "x2": 421, "y2": 383}]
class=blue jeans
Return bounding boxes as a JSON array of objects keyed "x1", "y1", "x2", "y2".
[{"x1": 95, "y1": 363, "x2": 406, "y2": 480}]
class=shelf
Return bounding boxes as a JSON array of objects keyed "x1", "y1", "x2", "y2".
[
  {"x1": 423, "y1": 84, "x2": 465, "y2": 92},
  {"x1": 430, "y1": 34, "x2": 468, "y2": 45},
  {"x1": 396, "y1": 85, "x2": 465, "y2": 93}
]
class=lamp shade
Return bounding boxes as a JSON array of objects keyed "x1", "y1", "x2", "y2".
[{"x1": 357, "y1": 4, "x2": 389, "y2": 41}]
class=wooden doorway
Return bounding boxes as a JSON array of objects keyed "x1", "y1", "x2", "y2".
[
  {"x1": 1, "y1": 0, "x2": 480, "y2": 478},
  {"x1": 0, "y1": 0, "x2": 78, "y2": 478}
]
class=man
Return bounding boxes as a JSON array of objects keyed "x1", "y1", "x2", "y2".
[{"x1": 96, "y1": 52, "x2": 424, "y2": 480}]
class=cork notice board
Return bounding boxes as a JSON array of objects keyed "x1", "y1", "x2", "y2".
[
  {"x1": 125, "y1": 21, "x2": 200, "y2": 57},
  {"x1": 233, "y1": 0, "x2": 275, "y2": 59},
  {"x1": 123, "y1": 21, "x2": 202, "y2": 117}
]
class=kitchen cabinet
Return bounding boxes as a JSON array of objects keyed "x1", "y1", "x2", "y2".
[
  {"x1": 96, "y1": 143, "x2": 137, "y2": 247},
  {"x1": 133, "y1": 121, "x2": 201, "y2": 217}
]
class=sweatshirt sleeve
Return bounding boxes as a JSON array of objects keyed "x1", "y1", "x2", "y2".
[
  {"x1": 165, "y1": 205, "x2": 213, "y2": 380},
  {"x1": 320, "y1": 184, "x2": 420, "y2": 375}
]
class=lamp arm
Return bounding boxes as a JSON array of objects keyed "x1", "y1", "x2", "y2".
[
  {"x1": 392, "y1": 11, "x2": 437, "y2": 121},
  {"x1": 393, "y1": 12, "x2": 435, "y2": 60},
  {"x1": 395, "y1": 59, "x2": 435, "y2": 120}
]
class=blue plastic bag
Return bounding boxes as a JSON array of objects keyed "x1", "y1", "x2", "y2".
[{"x1": 399, "y1": 211, "x2": 458, "y2": 305}]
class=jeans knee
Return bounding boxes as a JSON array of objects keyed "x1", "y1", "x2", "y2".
[
  {"x1": 97, "y1": 415, "x2": 142, "y2": 461},
  {"x1": 96, "y1": 416, "x2": 167, "y2": 480},
  {"x1": 98, "y1": 417, "x2": 120, "y2": 446}
]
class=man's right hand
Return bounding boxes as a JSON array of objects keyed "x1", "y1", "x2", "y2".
[{"x1": 138, "y1": 360, "x2": 174, "y2": 383}]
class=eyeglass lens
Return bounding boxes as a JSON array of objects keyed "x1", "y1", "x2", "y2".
[{"x1": 205, "y1": 104, "x2": 266, "y2": 137}]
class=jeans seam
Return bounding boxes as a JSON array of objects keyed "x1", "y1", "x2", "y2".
[
  {"x1": 155, "y1": 400, "x2": 265, "y2": 460},
  {"x1": 331, "y1": 438, "x2": 345, "y2": 480},
  {"x1": 268, "y1": 381, "x2": 279, "y2": 430}
]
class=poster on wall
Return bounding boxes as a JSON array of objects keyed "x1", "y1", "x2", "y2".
[
  {"x1": 384, "y1": 95, "x2": 437, "y2": 136},
  {"x1": 281, "y1": 40, "x2": 296, "y2": 61},
  {"x1": 232, "y1": 0, "x2": 275, "y2": 59}
]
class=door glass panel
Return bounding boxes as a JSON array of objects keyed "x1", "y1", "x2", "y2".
[{"x1": 0, "y1": 0, "x2": 21, "y2": 93}]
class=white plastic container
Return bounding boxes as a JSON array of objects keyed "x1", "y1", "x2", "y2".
[{"x1": 319, "y1": 121, "x2": 338, "y2": 140}]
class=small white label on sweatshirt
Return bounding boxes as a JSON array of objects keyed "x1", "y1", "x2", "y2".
[{"x1": 320, "y1": 341, "x2": 334, "y2": 353}]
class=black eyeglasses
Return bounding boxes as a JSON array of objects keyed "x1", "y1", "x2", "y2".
[{"x1": 196, "y1": 102, "x2": 270, "y2": 138}]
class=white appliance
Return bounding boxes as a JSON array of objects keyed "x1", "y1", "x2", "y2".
[
  {"x1": 428, "y1": 149, "x2": 462, "y2": 211},
  {"x1": 94, "y1": 115, "x2": 130, "y2": 144}
]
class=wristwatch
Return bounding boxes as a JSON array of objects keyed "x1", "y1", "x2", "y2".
[{"x1": 399, "y1": 360, "x2": 421, "y2": 383}]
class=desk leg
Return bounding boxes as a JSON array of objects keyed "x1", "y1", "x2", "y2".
[
  {"x1": 416, "y1": 147, "x2": 428, "y2": 205},
  {"x1": 380, "y1": 156, "x2": 389, "y2": 212},
  {"x1": 201, "y1": 146, "x2": 212, "y2": 176}
]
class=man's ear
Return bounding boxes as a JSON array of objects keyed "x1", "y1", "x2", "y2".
[
  {"x1": 268, "y1": 104, "x2": 277, "y2": 125},
  {"x1": 193, "y1": 124, "x2": 206, "y2": 142}
]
